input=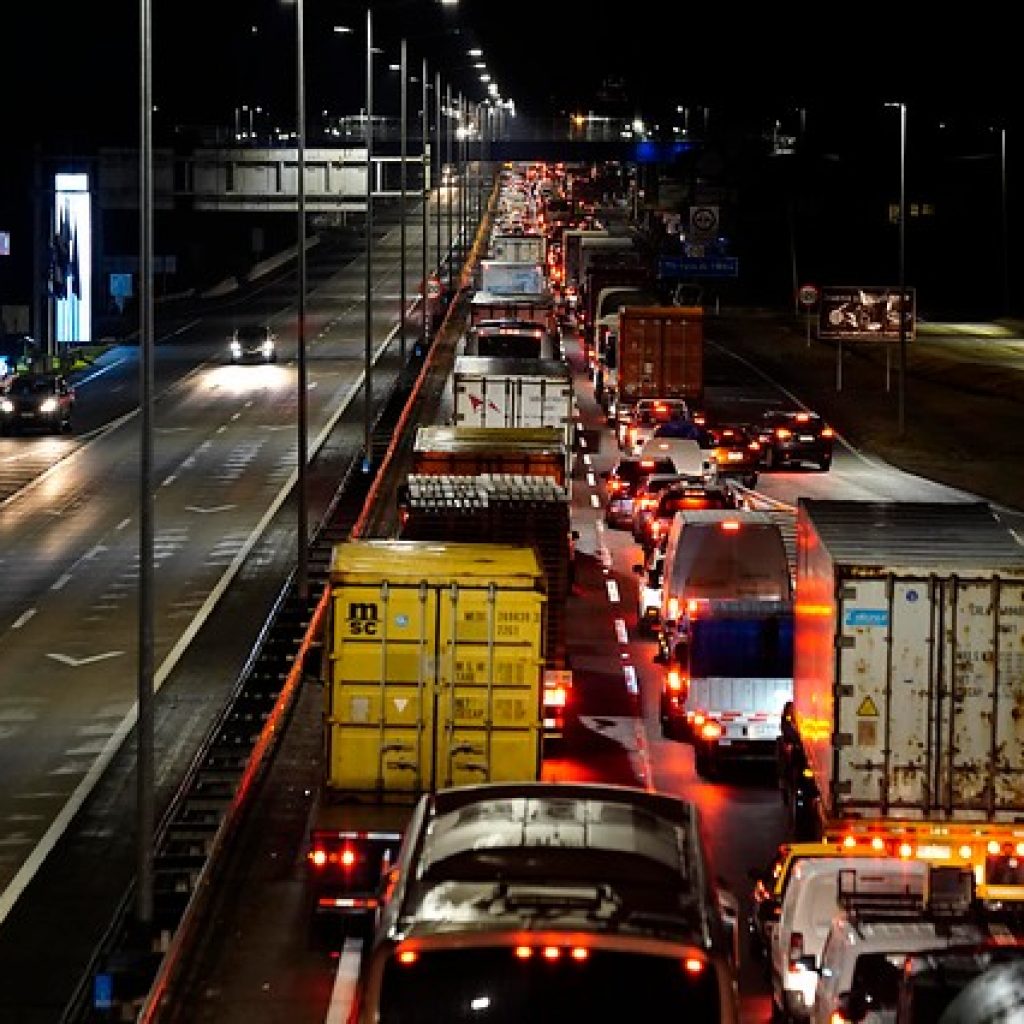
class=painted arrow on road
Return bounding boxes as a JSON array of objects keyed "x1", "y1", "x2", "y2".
[{"x1": 47, "y1": 651, "x2": 126, "y2": 668}]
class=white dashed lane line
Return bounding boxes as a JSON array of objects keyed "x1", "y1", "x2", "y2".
[
  {"x1": 614, "y1": 618, "x2": 629, "y2": 644},
  {"x1": 605, "y1": 580, "x2": 620, "y2": 603},
  {"x1": 590, "y1": 494, "x2": 601, "y2": 508}
]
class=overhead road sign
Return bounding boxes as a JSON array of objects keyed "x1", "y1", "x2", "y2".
[{"x1": 658, "y1": 256, "x2": 738, "y2": 279}]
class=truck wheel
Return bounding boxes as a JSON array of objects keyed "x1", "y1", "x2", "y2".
[
  {"x1": 744, "y1": 472, "x2": 758, "y2": 489},
  {"x1": 818, "y1": 455, "x2": 832, "y2": 471},
  {"x1": 694, "y1": 747, "x2": 717, "y2": 780}
]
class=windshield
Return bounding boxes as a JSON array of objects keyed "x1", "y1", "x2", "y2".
[
  {"x1": 689, "y1": 614, "x2": 793, "y2": 678},
  {"x1": 378, "y1": 947, "x2": 722, "y2": 1023},
  {"x1": 9, "y1": 377, "x2": 55, "y2": 395},
  {"x1": 670, "y1": 525, "x2": 792, "y2": 600}
]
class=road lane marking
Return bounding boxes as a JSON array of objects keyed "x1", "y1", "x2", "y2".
[
  {"x1": 47, "y1": 651, "x2": 125, "y2": 668},
  {"x1": 116, "y1": 518, "x2": 130, "y2": 531},
  {"x1": 614, "y1": 618, "x2": 629, "y2": 644},
  {"x1": 326, "y1": 938, "x2": 364, "y2": 1024},
  {"x1": 623, "y1": 664, "x2": 638, "y2": 695},
  {"x1": 590, "y1": 494, "x2": 601, "y2": 508},
  {"x1": 51, "y1": 574, "x2": 72, "y2": 591},
  {"x1": 605, "y1": 580, "x2": 620, "y2": 603},
  {"x1": 582, "y1": 453, "x2": 592, "y2": 466},
  {"x1": 11, "y1": 610, "x2": 36, "y2": 630},
  {"x1": 587, "y1": 473, "x2": 596, "y2": 487}
]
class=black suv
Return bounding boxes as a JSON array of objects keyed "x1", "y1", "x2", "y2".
[{"x1": 757, "y1": 409, "x2": 834, "y2": 471}]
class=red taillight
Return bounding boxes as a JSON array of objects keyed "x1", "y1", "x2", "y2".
[
  {"x1": 795, "y1": 412, "x2": 810, "y2": 422},
  {"x1": 542, "y1": 946, "x2": 561, "y2": 961},
  {"x1": 687, "y1": 597, "x2": 701, "y2": 615},
  {"x1": 700, "y1": 720, "x2": 722, "y2": 740},
  {"x1": 666, "y1": 670, "x2": 685, "y2": 692},
  {"x1": 640, "y1": 459, "x2": 655, "y2": 469},
  {"x1": 341, "y1": 848, "x2": 356, "y2": 867},
  {"x1": 720, "y1": 520, "x2": 741, "y2": 532},
  {"x1": 748, "y1": 440, "x2": 761, "y2": 451},
  {"x1": 515, "y1": 945, "x2": 533, "y2": 960},
  {"x1": 309, "y1": 848, "x2": 327, "y2": 868},
  {"x1": 544, "y1": 685, "x2": 568, "y2": 708},
  {"x1": 397, "y1": 949, "x2": 419, "y2": 966},
  {"x1": 788, "y1": 931, "x2": 804, "y2": 968},
  {"x1": 821, "y1": 426, "x2": 835, "y2": 438},
  {"x1": 683, "y1": 957, "x2": 704, "y2": 975},
  {"x1": 570, "y1": 946, "x2": 589, "y2": 961},
  {"x1": 776, "y1": 427, "x2": 792, "y2": 440},
  {"x1": 607, "y1": 478, "x2": 622, "y2": 493}
]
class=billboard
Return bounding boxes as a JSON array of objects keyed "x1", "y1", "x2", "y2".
[
  {"x1": 817, "y1": 285, "x2": 915, "y2": 341},
  {"x1": 51, "y1": 172, "x2": 92, "y2": 344}
]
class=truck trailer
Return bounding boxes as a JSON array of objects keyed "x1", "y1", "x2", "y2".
[
  {"x1": 781, "y1": 499, "x2": 1024, "y2": 900},
  {"x1": 604, "y1": 305, "x2": 704, "y2": 421},
  {"x1": 307, "y1": 540, "x2": 547, "y2": 916}
]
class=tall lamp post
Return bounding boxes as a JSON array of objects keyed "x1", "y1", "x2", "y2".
[
  {"x1": 398, "y1": 38, "x2": 408, "y2": 361},
  {"x1": 434, "y1": 70, "x2": 442, "y2": 297},
  {"x1": 363, "y1": 7, "x2": 374, "y2": 471},
  {"x1": 1001, "y1": 126, "x2": 1009, "y2": 316},
  {"x1": 897, "y1": 102, "x2": 907, "y2": 438},
  {"x1": 296, "y1": 0, "x2": 310, "y2": 597},
  {"x1": 421, "y1": 58, "x2": 429, "y2": 352},
  {"x1": 446, "y1": 81, "x2": 454, "y2": 296}
]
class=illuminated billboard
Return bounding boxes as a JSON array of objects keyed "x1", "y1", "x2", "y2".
[
  {"x1": 817, "y1": 285, "x2": 915, "y2": 342},
  {"x1": 52, "y1": 172, "x2": 92, "y2": 344}
]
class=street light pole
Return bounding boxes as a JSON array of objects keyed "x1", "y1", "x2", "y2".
[
  {"x1": 399, "y1": 38, "x2": 407, "y2": 360},
  {"x1": 434, "y1": 71, "x2": 442, "y2": 296},
  {"x1": 296, "y1": 0, "x2": 310, "y2": 598},
  {"x1": 446, "y1": 81, "x2": 454, "y2": 296},
  {"x1": 421, "y1": 58, "x2": 429, "y2": 352},
  {"x1": 897, "y1": 101, "x2": 907, "y2": 438},
  {"x1": 136, "y1": 0, "x2": 156, "y2": 929},
  {"x1": 363, "y1": 7, "x2": 374, "y2": 471},
  {"x1": 1002, "y1": 126, "x2": 1010, "y2": 317}
]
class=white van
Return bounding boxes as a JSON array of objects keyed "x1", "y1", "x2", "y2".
[
  {"x1": 659, "y1": 509, "x2": 791, "y2": 643},
  {"x1": 812, "y1": 866, "x2": 983, "y2": 1024},
  {"x1": 771, "y1": 856, "x2": 928, "y2": 1023},
  {"x1": 639, "y1": 436, "x2": 717, "y2": 485}
]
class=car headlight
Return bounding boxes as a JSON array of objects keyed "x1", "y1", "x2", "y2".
[
  {"x1": 40, "y1": 397, "x2": 58, "y2": 413},
  {"x1": 262, "y1": 339, "x2": 274, "y2": 357},
  {"x1": 230, "y1": 340, "x2": 242, "y2": 357},
  {"x1": 0, "y1": 398, "x2": 13, "y2": 414}
]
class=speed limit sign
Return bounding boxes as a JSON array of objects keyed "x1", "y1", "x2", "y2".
[{"x1": 798, "y1": 283, "x2": 819, "y2": 307}]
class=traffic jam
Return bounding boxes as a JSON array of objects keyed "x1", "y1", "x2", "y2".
[{"x1": 315, "y1": 162, "x2": 1024, "y2": 1023}]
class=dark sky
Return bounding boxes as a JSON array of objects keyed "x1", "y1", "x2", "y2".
[{"x1": 3, "y1": 1, "x2": 1020, "y2": 149}]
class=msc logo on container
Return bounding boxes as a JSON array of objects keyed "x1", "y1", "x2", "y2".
[{"x1": 346, "y1": 602, "x2": 379, "y2": 635}]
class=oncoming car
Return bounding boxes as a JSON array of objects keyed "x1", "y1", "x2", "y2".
[
  {"x1": 0, "y1": 372, "x2": 75, "y2": 434},
  {"x1": 229, "y1": 324, "x2": 277, "y2": 364}
]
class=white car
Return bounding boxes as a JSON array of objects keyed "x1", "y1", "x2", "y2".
[
  {"x1": 812, "y1": 866, "x2": 983, "y2": 1024},
  {"x1": 771, "y1": 856, "x2": 928, "y2": 1023},
  {"x1": 632, "y1": 547, "x2": 664, "y2": 638}
]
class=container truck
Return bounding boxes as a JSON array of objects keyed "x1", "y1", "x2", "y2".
[
  {"x1": 489, "y1": 233, "x2": 546, "y2": 265},
  {"x1": 468, "y1": 290, "x2": 557, "y2": 338},
  {"x1": 478, "y1": 259, "x2": 546, "y2": 296},
  {"x1": 562, "y1": 227, "x2": 608, "y2": 300},
  {"x1": 451, "y1": 355, "x2": 575, "y2": 483},
  {"x1": 603, "y1": 305, "x2": 704, "y2": 423},
  {"x1": 780, "y1": 498, "x2": 1024, "y2": 900},
  {"x1": 659, "y1": 600, "x2": 794, "y2": 780},
  {"x1": 579, "y1": 260, "x2": 654, "y2": 378},
  {"x1": 409, "y1": 425, "x2": 569, "y2": 489},
  {"x1": 306, "y1": 540, "x2": 547, "y2": 917}
]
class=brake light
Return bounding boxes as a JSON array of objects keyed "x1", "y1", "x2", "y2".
[
  {"x1": 960, "y1": 844, "x2": 974, "y2": 860},
  {"x1": 397, "y1": 949, "x2": 419, "y2": 965},
  {"x1": 607, "y1": 478, "x2": 622, "y2": 493},
  {"x1": 309, "y1": 848, "x2": 327, "y2": 868},
  {"x1": 788, "y1": 931, "x2": 805, "y2": 969},
  {"x1": 666, "y1": 670, "x2": 685, "y2": 692},
  {"x1": 667, "y1": 597, "x2": 679, "y2": 621},
  {"x1": 570, "y1": 946, "x2": 589, "y2": 961},
  {"x1": 701, "y1": 720, "x2": 723, "y2": 740},
  {"x1": 683, "y1": 957, "x2": 704, "y2": 974},
  {"x1": 640, "y1": 459, "x2": 655, "y2": 469},
  {"x1": 748, "y1": 440, "x2": 761, "y2": 451},
  {"x1": 720, "y1": 520, "x2": 741, "y2": 532},
  {"x1": 654, "y1": 401, "x2": 667, "y2": 412},
  {"x1": 899, "y1": 842, "x2": 913, "y2": 859},
  {"x1": 775, "y1": 427, "x2": 792, "y2": 440},
  {"x1": 989, "y1": 840, "x2": 1002, "y2": 856},
  {"x1": 843, "y1": 835, "x2": 857, "y2": 849},
  {"x1": 871, "y1": 836, "x2": 886, "y2": 852},
  {"x1": 544, "y1": 685, "x2": 568, "y2": 709},
  {"x1": 515, "y1": 946, "x2": 533, "y2": 960},
  {"x1": 687, "y1": 598, "x2": 701, "y2": 615},
  {"x1": 795, "y1": 412, "x2": 810, "y2": 422},
  {"x1": 542, "y1": 946, "x2": 561, "y2": 961},
  {"x1": 821, "y1": 426, "x2": 834, "y2": 438}
]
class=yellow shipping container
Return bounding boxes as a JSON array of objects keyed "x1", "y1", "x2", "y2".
[{"x1": 325, "y1": 540, "x2": 546, "y2": 795}]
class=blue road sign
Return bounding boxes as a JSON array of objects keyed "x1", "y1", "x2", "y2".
[{"x1": 658, "y1": 256, "x2": 738, "y2": 279}]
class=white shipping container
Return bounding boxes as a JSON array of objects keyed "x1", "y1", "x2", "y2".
[
  {"x1": 489, "y1": 234, "x2": 546, "y2": 265},
  {"x1": 452, "y1": 356, "x2": 574, "y2": 485},
  {"x1": 795, "y1": 499, "x2": 1024, "y2": 823},
  {"x1": 479, "y1": 260, "x2": 546, "y2": 296}
]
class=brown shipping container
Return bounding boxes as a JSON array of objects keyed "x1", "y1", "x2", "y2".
[{"x1": 617, "y1": 305, "x2": 704, "y2": 403}]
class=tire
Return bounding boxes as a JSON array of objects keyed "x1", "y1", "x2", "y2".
[
  {"x1": 694, "y1": 747, "x2": 717, "y2": 779},
  {"x1": 819, "y1": 455, "x2": 832, "y2": 471},
  {"x1": 743, "y1": 472, "x2": 758, "y2": 488}
]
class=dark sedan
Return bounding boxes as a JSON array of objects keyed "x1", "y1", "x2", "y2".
[
  {"x1": 757, "y1": 409, "x2": 834, "y2": 471},
  {"x1": 706, "y1": 423, "x2": 762, "y2": 488},
  {"x1": 0, "y1": 373, "x2": 75, "y2": 434}
]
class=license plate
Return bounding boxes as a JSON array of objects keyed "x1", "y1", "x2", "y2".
[
  {"x1": 747, "y1": 724, "x2": 772, "y2": 739},
  {"x1": 799, "y1": 434, "x2": 815, "y2": 442},
  {"x1": 727, "y1": 451, "x2": 743, "y2": 461}
]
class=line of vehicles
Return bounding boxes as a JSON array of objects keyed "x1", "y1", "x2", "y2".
[{"x1": 301, "y1": 159, "x2": 1024, "y2": 1023}]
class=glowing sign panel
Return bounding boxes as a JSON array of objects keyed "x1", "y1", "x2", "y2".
[{"x1": 52, "y1": 173, "x2": 92, "y2": 344}]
